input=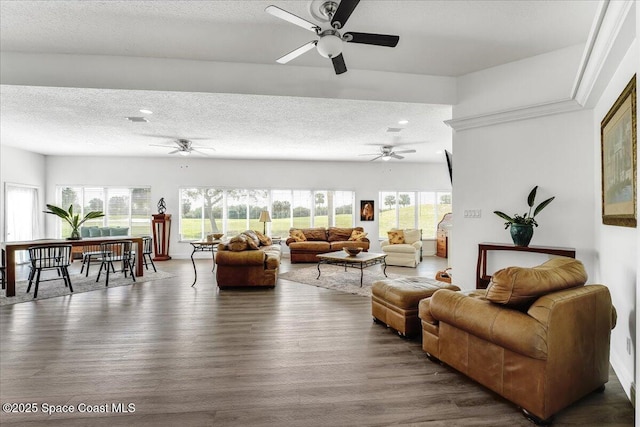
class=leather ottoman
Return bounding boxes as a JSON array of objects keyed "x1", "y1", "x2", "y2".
[{"x1": 372, "y1": 277, "x2": 460, "y2": 337}]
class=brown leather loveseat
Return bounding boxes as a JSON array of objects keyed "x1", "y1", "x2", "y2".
[
  {"x1": 215, "y1": 230, "x2": 281, "y2": 288},
  {"x1": 285, "y1": 227, "x2": 370, "y2": 263},
  {"x1": 418, "y1": 257, "x2": 616, "y2": 424}
]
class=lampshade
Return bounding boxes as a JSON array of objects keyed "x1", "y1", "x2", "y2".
[
  {"x1": 259, "y1": 211, "x2": 271, "y2": 223},
  {"x1": 316, "y1": 34, "x2": 343, "y2": 58}
]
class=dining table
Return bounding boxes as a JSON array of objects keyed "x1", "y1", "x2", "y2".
[{"x1": 1, "y1": 236, "x2": 144, "y2": 297}]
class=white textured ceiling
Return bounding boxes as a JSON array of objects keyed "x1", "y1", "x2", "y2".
[{"x1": 0, "y1": 0, "x2": 599, "y2": 162}]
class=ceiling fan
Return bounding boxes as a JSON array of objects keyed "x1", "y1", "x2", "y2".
[
  {"x1": 149, "y1": 138, "x2": 215, "y2": 156},
  {"x1": 360, "y1": 145, "x2": 416, "y2": 161},
  {"x1": 265, "y1": 0, "x2": 399, "y2": 75}
]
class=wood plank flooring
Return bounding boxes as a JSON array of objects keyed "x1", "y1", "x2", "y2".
[{"x1": 0, "y1": 256, "x2": 634, "y2": 426}]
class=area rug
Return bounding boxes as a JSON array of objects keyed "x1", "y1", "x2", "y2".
[
  {"x1": 278, "y1": 264, "x2": 403, "y2": 297},
  {"x1": 0, "y1": 269, "x2": 176, "y2": 306}
]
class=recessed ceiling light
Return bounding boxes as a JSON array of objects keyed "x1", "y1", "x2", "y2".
[
  {"x1": 139, "y1": 109, "x2": 153, "y2": 114},
  {"x1": 398, "y1": 120, "x2": 408, "y2": 125}
]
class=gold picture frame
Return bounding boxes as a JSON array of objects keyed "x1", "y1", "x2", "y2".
[{"x1": 601, "y1": 75, "x2": 637, "y2": 227}]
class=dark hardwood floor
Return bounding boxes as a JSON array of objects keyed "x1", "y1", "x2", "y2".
[{"x1": 0, "y1": 255, "x2": 634, "y2": 426}]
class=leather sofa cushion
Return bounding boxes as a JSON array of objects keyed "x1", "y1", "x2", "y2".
[
  {"x1": 288, "y1": 241, "x2": 331, "y2": 252},
  {"x1": 485, "y1": 257, "x2": 587, "y2": 307},
  {"x1": 373, "y1": 278, "x2": 460, "y2": 310},
  {"x1": 328, "y1": 227, "x2": 354, "y2": 242},
  {"x1": 302, "y1": 228, "x2": 328, "y2": 241}
]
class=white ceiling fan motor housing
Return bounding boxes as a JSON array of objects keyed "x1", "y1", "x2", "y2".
[{"x1": 316, "y1": 31, "x2": 343, "y2": 58}]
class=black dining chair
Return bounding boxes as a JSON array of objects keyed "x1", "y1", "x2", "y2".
[
  {"x1": 132, "y1": 236, "x2": 157, "y2": 273},
  {"x1": 79, "y1": 244, "x2": 105, "y2": 277},
  {"x1": 27, "y1": 244, "x2": 73, "y2": 298},
  {"x1": 96, "y1": 240, "x2": 136, "y2": 287}
]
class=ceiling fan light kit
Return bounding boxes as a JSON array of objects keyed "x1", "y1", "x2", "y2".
[{"x1": 266, "y1": 0, "x2": 400, "y2": 75}]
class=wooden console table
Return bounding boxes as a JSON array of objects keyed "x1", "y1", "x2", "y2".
[{"x1": 476, "y1": 242, "x2": 576, "y2": 289}]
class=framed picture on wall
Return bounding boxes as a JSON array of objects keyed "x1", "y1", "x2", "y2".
[
  {"x1": 601, "y1": 75, "x2": 637, "y2": 227},
  {"x1": 360, "y1": 200, "x2": 374, "y2": 221}
]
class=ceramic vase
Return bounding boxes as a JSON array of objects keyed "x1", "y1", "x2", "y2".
[{"x1": 510, "y1": 223, "x2": 533, "y2": 247}]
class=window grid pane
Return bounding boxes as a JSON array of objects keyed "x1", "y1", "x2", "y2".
[{"x1": 178, "y1": 188, "x2": 354, "y2": 241}]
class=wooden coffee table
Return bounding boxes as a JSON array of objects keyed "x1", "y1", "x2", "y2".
[{"x1": 316, "y1": 251, "x2": 387, "y2": 287}]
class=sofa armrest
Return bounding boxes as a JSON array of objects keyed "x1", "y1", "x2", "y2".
[
  {"x1": 380, "y1": 239, "x2": 390, "y2": 247},
  {"x1": 411, "y1": 241, "x2": 422, "y2": 250},
  {"x1": 216, "y1": 250, "x2": 265, "y2": 266},
  {"x1": 429, "y1": 290, "x2": 548, "y2": 359}
]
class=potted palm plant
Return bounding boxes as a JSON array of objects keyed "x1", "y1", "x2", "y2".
[
  {"x1": 44, "y1": 204, "x2": 105, "y2": 240},
  {"x1": 493, "y1": 186, "x2": 555, "y2": 247}
]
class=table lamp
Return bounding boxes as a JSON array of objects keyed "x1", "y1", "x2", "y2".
[{"x1": 259, "y1": 210, "x2": 271, "y2": 234}]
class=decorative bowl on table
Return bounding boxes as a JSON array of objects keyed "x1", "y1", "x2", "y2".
[
  {"x1": 212, "y1": 233, "x2": 224, "y2": 240},
  {"x1": 344, "y1": 247, "x2": 363, "y2": 257}
]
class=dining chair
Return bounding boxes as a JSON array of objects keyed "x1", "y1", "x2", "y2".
[
  {"x1": 96, "y1": 240, "x2": 136, "y2": 287},
  {"x1": 79, "y1": 244, "x2": 105, "y2": 277},
  {"x1": 27, "y1": 244, "x2": 73, "y2": 298},
  {"x1": 132, "y1": 236, "x2": 157, "y2": 273}
]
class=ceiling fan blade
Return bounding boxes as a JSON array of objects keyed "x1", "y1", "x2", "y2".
[
  {"x1": 190, "y1": 149, "x2": 210, "y2": 156},
  {"x1": 331, "y1": 0, "x2": 360, "y2": 29},
  {"x1": 167, "y1": 149, "x2": 181, "y2": 154},
  {"x1": 331, "y1": 53, "x2": 347, "y2": 75},
  {"x1": 344, "y1": 32, "x2": 399, "y2": 47},
  {"x1": 149, "y1": 143, "x2": 175, "y2": 148},
  {"x1": 277, "y1": 41, "x2": 317, "y2": 64},
  {"x1": 265, "y1": 5, "x2": 319, "y2": 33},
  {"x1": 393, "y1": 149, "x2": 416, "y2": 154},
  {"x1": 391, "y1": 154, "x2": 404, "y2": 159},
  {"x1": 191, "y1": 146, "x2": 216, "y2": 151},
  {"x1": 369, "y1": 155, "x2": 383, "y2": 162}
]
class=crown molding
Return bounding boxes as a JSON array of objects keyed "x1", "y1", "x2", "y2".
[
  {"x1": 446, "y1": 0, "x2": 634, "y2": 132},
  {"x1": 572, "y1": 0, "x2": 634, "y2": 105},
  {"x1": 444, "y1": 98, "x2": 582, "y2": 131}
]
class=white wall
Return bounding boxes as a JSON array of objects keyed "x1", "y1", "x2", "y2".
[
  {"x1": 451, "y1": 110, "x2": 595, "y2": 285},
  {"x1": 450, "y1": 3, "x2": 638, "y2": 403},
  {"x1": 593, "y1": 37, "x2": 638, "y2": 405},
  {"x1": 0, "y1": 145, "x2": 46, "y2": 240},
  {"x1": 44, "y1": 156, "x2": 451, "y2": 257}
]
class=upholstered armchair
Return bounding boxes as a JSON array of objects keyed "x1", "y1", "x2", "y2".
[{"x1": 380, "y1": 229, "x2": 422, "y2": 267}]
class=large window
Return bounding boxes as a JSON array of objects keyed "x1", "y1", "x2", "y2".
[
  {"x1": 378, "y1": 191, "x2": 451, "y2": 239},
  {"x1": 56, "y1": 186, "x2": 151, "y2": 237},
  {"x1": 180, "y1": 188, "x2": 355, "y2": 241}
]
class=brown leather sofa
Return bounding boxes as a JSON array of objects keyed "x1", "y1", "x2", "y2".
[
  {"x1": 215, "y1": 231, "x2": 281, "y2": 288},
  {"x1": 418, "y1": 257, "x2": 617, "y2": 424},
  {"x1": 285, "y1": 227, "x2": 370, "y2": 263}
]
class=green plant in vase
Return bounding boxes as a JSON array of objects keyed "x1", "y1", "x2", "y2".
[
  {"x1": 44, "y1": 204, "x2": 105, "y2": 240},
  {"x1": 493, "y1": 186, "x2": 555, "y2": 247}
]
